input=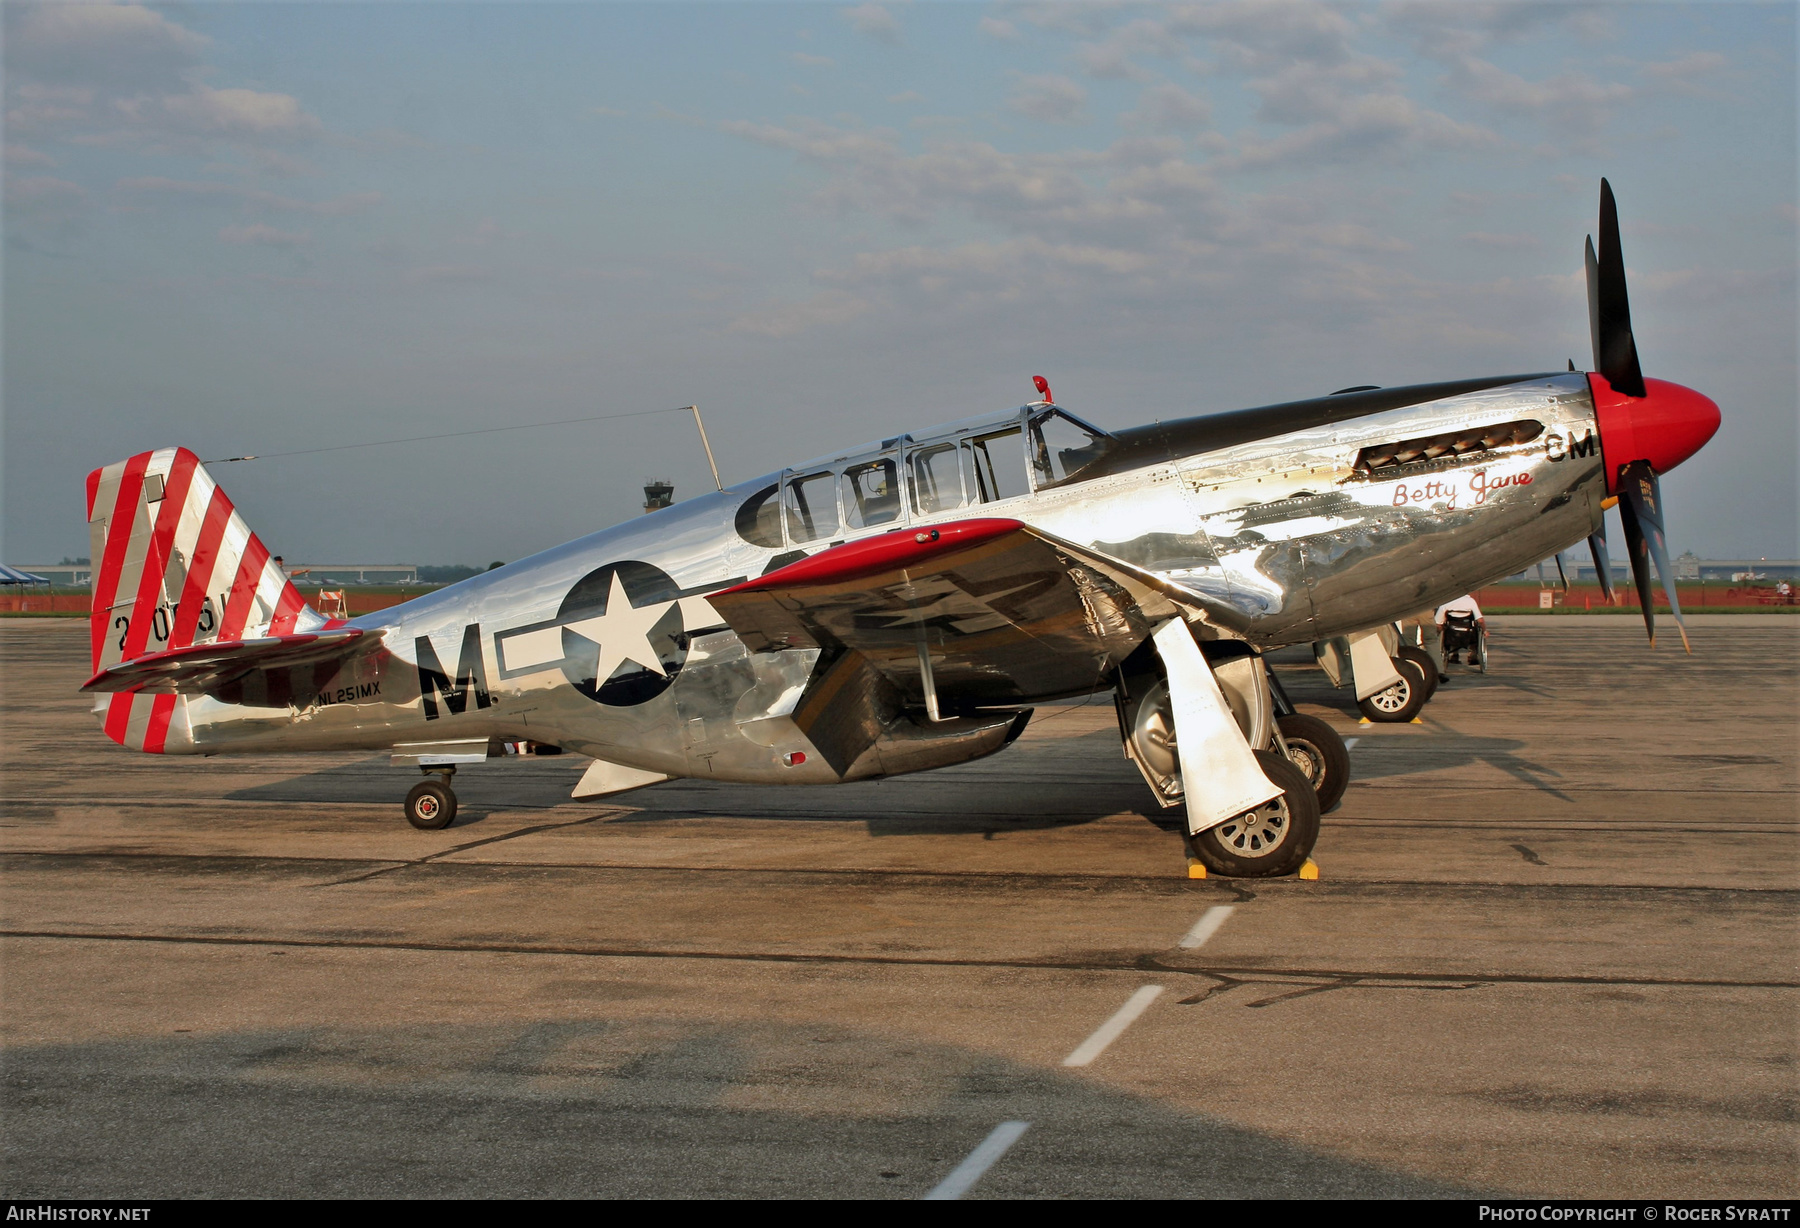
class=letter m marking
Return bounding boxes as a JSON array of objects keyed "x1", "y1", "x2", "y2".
[
  {"x1": 416, "y1": 624, "x2": 491, "y2": 720},
  {"x1": 1569, "y1": 429, "x2": 1597, "y2": 460}
]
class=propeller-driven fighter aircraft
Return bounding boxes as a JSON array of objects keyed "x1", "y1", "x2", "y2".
[{"x1": 79, "y1": 182, "x2": 1719, "y2": 876}]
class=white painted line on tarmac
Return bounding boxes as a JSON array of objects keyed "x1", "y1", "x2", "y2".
[
  {"x1": 1062, "y1": 984, "x2": 1164, "y2": 1068},
  {"x1": 1178, "y1": 905, "x2": 1235, "y2": 950},
  {"x1": 1343, "y1": 737, "x2": 1360, "y2": 749},
  {"x1": 923, "y1": 1120, "x2": 1030, "y2": 1200}
]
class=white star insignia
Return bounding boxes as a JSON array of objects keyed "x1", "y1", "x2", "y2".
[{"x1": 561, "y1": 572, "x2": 676, "y2": 685}]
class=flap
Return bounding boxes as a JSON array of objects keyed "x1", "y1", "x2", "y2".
[{"x1": 80, "y1": 628, "x2": 366, "y2": 695}]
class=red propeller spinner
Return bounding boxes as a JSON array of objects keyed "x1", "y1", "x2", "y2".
[{"x1": 1589, "y1": 374, "x2": 1720, "y2": 493}]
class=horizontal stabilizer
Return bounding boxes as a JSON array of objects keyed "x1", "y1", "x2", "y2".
[{"x1": 81, "y1": 628, "x2": 365, "y2": 695}]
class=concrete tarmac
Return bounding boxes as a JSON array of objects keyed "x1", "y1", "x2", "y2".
[{"x1": 2, "y1": 616, "x2": 1795, "y2": 1199}]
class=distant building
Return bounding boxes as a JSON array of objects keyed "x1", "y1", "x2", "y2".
[
  {"x1": 1510, "y1": 556, "x2": 1799, "y2": 582},
  {"x1": 643, "y1": 479, "x2": 674, "y2": 513}
]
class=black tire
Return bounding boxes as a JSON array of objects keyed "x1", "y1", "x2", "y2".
[
  {"x1": 405, "y1": 780, "x2": 457, "y2": 830},
  {"x1": 1277, "y1": 713, "x2": 1350, "y2": 814},
  {"x1": 1357, "y1": 657, "x2": 1428, "y2": 723},
  {"x1": 1395, "y1": 646, "x2": 1440, "y2": 699},
  {"x1": 1189, "y1": 750, "x2": 1321, "y2": 878}
]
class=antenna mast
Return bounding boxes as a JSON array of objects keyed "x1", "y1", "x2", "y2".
[{"x1": 688, "y1": 404, "x2": 723, "y2": 492}]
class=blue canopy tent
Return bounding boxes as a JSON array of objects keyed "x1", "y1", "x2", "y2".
[{"x1": 0, "y1": 565, "x2": 51, "y2": 585}]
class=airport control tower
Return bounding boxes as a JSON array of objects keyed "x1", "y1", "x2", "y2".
[{"x1": 643, "y1": 479, "x2": 674, "y2": 514}]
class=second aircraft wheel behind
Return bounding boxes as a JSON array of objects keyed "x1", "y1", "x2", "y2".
[
  {"x1": 1277, "y1": 713, "x2": 1350, "y2": 813},
  {"x1": 1357, "y1": 658, "x2": 1429, "y2": 723},
  {"x1": 1395, "y1": 645, "x2": 1441, "y2": 698}
]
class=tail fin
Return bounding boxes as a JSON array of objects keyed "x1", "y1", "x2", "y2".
[{"x1": 84, "y1": 447, "x2": 324, "y2": 751}]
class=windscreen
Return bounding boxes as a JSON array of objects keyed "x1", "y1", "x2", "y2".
[{"x1": 1029, "y1": 410, "x2": 1113, "y2": 488}]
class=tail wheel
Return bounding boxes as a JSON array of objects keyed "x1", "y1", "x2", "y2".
[
  {"x1": 1357, "y1": 658, "x2": 1428, "y2": 723},
  {"x1": 1189, "y1": 750, "x2": 1321, "y2": 878},
  {"x1": 1395, "y1": 645, "x2": 1440, "y2": 698},
  {"x1": 1276, "y1": 713, "x2": 1350, "y2": 814},
  {"x1": 405, "y1": 780, "x2": 457, "y2": 830}
]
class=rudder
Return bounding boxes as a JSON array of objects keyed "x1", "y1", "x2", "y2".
[{"x1": 85, "y1": 447, "x2": 322, "y2": 751}]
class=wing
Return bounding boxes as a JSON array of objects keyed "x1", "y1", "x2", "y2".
[
  {"x1": 80, "y1": 628, "x2": 366, "y2": 695},
  {"x1": 708, "y1": 518, "x2": 1244, "y2": 712}
]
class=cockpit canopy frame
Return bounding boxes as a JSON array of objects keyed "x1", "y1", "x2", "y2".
[{"x1": 733, "y1": 403, "x2": 1116, "y2": 550}]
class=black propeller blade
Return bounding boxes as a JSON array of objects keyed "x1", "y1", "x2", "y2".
[
  {"x1": 1585, "y1": 178, "x2": 1646, "y2": 397},
  {"x1": 1587, "y1": 522, "x2": 1616, "y2": 604},
  {"x1": 1615, "y1": 460, "x2": 1691, "y2": 653}
]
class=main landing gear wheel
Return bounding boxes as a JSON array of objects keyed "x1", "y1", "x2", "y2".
[
  {"x1": 405, "y1": 780, "x2": 457, "y2": 830},
  {"x1": 1277, "y1": 713, "x2": 1350, "y2": 814},
  {"x1": 1395, "y1": 645, "x2": 1441, "y2": 698},
  {"x1": 1357, "y1": 657, "x2": 1429, "y2": 724},
  {"x1": 1189, "y1": 750, "x2": 1321, "y2": 878}
]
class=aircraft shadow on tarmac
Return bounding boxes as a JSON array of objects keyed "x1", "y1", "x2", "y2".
[
  {"x1": 0, "y1": 1017, "x2": 1479, "y2": 1199},
  {"x1": 613, "y1": 742, "x2": 1167, "y2": 838},
  {"x1": 221, "y1": 705, "x2": 1573, "y2": 831},
  {"x1": 1345, "y1": 733, "x2": 1570, "y2": 799},
  {"x1": 224, "y1": 757, "x2": 587, "y2": 827}
]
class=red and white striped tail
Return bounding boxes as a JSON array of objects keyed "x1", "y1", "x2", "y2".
[{"x1": 84, "y1": 447, "x2": 325, "y2": 753}]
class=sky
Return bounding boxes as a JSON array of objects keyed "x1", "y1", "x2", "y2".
[{"x1": 4, "y1": 0, "x2": 1795, "y2": 567}]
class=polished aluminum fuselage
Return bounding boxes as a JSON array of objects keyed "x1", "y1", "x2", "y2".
[{"x1": 165, "y1": 373, "x2": 1604, "y2": 782}]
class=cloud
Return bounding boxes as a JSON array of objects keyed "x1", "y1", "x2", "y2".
[
  {"x1": 729, "y1": 289, "x2": 870, "y2": 337},
  {"x1": 1385, "y1": 5, "x2": 1649, "y2": 149},
  {"x1": 887, "y1": 91, "x2": 925, "y2": 105},
  {"x1": 6, "y1": 2, "x2": 208, "y2": 91},
  {"x1": 1639, "y1": 50, "x2": 1729, "y2": 97},
  {"x1": 6, "y1": 173, "x2": 86, "y2": 212},
  {"x1": 791, "y1": 51, "x2": 835, "y2": 68},
  {"x1": 1463, "y1": 232, "x2": 1541, "y2": 251},
  {"x1": 842, "y1": 4, "x2": 901, "y2": 45},
  {"x1": 137, "y1": 85, "x2": 323, "y2": 140},
  {"x1": 6, "y1": 82, "x2": 98, "y2": 132},
  {"x1": 1008, "y1": 74, "x2": 1088, "y2": 125},
  {"x1": 4, "y1": 173, "x2": 89, "y2": 241},
  {"x1": 1125, "y1": 83, "x2": 1212, "y2": 132},
  {"x1": 400, "y1": 265, "x2": 494, "y2": 286},
  {"x1": 979, "y1": 17, "x2": 1019, "y2": 41},
  {"x1": 1457, "y1": 58, "x2": 1632, "y2": 138},
  {"x1": 1246, "y1": 56, "x2": 1403, "y2": 126},
  {"x1": 1077, "y1": 41, "x2": 1149, "y2": 81},
  {"x1": 218, "y1": 223, "x2": 311, "y2": 248},
  {"x1": 116, "y1": 177, "x2": 383, "y2": 216},
  {"x1": 1384, "y1": 2, "x2": 1612, "y2": 62},
  {"x1": 4, "y1": 143, "x2": 55, "y2": 167},
  {"x1": 1220, "y1": 93, "x2": 1499, "y2": 172},
  {"x1": 5, "y1": 4, "x2": 325, "y2": 152}
]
